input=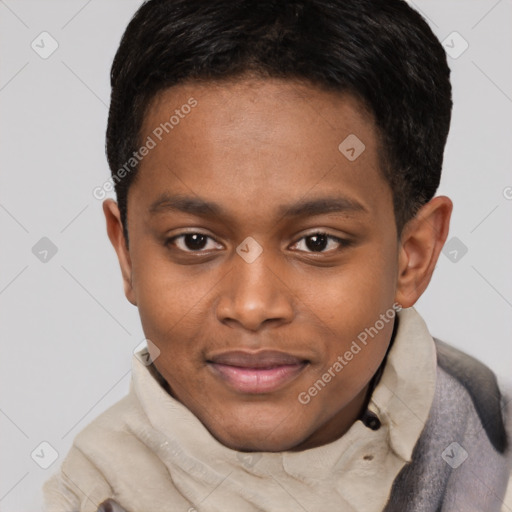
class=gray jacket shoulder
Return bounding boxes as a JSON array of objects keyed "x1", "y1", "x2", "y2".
[
  {"x1": 434, "y1": 337, "x2": 509, "y2": 454},
  {"x1": 384, "y1": 338, "x2": 512, "y2": 512}
]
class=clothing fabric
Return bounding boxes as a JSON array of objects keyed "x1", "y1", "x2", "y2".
[
  {"x1": 42, "y1": 307, "x2": 512, "y2": 511},
  {"x1": 385, "y1": 338, "x2": 512, "y2": 511}
]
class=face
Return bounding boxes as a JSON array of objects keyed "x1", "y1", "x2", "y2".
[{"x1": 104, "y1": 77, "x2": 446, "y2": 452}]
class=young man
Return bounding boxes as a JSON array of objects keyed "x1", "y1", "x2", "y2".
[{"x1": 43, "y1": 0, "x2": 512, "y2": 510}]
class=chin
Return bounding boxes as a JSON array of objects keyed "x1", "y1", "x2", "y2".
[
  {"x1": 203, "y1": 411, "x2": 309, "y2": 452},
  {"x1": 214, "y1": 430, "x2": 304, "y2": 452}
]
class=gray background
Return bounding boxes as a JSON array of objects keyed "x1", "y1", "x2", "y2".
[{"x1": 0, "y1": 1, "x2": 511, "y2": 510}]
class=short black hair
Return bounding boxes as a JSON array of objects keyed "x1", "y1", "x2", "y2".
[{"x1": 106, "y1": 0, "x2": 452, "y2": 243}]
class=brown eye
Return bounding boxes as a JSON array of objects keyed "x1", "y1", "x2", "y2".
[
  {"x1": 305, "y1": 233, "x2": 329, "y2": 252},
  {"x1": 292, "y1": 232, "x2": 350, "y2": 253},
  {"x1": 166, "y1": 233, "x2": 222, "y2": 253}
]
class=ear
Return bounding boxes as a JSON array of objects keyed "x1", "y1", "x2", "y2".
[
  {"x1": 102, "y1": 199, "x2": 137, "y2": 306},
  {"x1": 395, "y1": 196, "x2": 453, "y2": 308}
]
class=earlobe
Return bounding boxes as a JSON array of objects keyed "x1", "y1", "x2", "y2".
[
  {"x1": 395, "y1": 196, "x2": 453, "y2": 308},
  {"x1": 102, "y1": 199, "x2": 137, "y2": 306}
]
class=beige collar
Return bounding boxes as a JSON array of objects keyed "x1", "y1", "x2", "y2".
[{"x1": 366, "y1": 306, "x2": 437, "y2": 462}]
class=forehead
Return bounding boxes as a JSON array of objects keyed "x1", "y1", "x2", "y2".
[{"x1": 132, "y1": 77, "x2": 392, "y2": 227}]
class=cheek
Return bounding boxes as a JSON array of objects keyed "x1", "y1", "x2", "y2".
[
  {"x1": 310, "y1": 243, "x2": 398, "y2": 326},
  {"x1": 302, "y1": 240, "x2": 398, "y2": 384},
  {"x1": 304, "y1": 312, "x2": 396, "y2": 416},
  {"x1": 131, "y1": 258, "x2": 217, "y2": 412},
  {"x1": 129, "y1": 247, "x2": 218, "y2": 343}
]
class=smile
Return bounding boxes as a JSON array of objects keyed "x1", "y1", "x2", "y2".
[{"x1": 206, "y1": 350, "x2": 309, "y2": 394}]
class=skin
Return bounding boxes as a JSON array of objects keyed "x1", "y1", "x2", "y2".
[{"x1": 103, "y1": 76, "x2": 452, "y2": 452}]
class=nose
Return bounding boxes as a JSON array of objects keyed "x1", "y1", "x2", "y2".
[{"x1": 215, "y1": 250, "x2": 295, "y2": 332}]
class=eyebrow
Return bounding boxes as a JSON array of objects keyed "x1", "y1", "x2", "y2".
[{"x1": 148, "y1": 193, "x2": 368, "y2": 219}]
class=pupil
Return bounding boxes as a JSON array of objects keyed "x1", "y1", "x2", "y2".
[
  {"x1": 306, "y1": 234, "x2": 327, "y2": 252},
  {"x1": 185, "y1": 234, "x2": 207, "y2": 250}
]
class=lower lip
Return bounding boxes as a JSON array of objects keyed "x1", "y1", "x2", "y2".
[{"x1": 208, "y1": 362, "x2": 307, "y2": 394}]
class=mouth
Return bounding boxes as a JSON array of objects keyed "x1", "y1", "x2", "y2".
[{"x1": 206, "y1": 350, "x2": 309, "y2": 394}]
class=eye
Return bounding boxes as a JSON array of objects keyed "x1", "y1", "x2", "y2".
[
  {"x1": 291, "y1": 232, "x2": 350, "y2": 253},
  {"x1": 166, "y1": 232, "x2": 223, "y2": 253}
]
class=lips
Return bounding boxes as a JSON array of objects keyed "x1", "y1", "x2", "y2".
[{"x1": 207, "y1": 350, "x2": 309, "y2": 394}]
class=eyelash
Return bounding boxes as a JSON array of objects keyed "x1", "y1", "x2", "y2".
[{"x1": 165, "y1": 231, "x2": 351, "y2": 255}]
